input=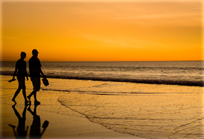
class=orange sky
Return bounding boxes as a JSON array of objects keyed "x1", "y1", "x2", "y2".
[{"x1": 1, "y1": 0, "x2": 203, "y2": 61}]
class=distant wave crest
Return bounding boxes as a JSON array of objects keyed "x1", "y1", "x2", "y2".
[{"x1": 1, "y1": 71, "x2": 203, "y2": 87}]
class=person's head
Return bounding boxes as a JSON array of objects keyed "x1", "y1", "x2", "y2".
[
  {"x1": 32, "y1": 49, "x2": 38, "y2": 57},
  {"x1": 20, "y1": 52, "x2": 26, "y2": 59}
]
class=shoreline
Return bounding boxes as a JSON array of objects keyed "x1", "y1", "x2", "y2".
[
  {"x1": 0, "y1": 75, "x2": 144, "y2": 139},
  {"x1": 1, "y1": 75, "x2": 203, "y2": 139},
  {"x1": 0, "y1": 73, "x2": 203, "y2": 87}
]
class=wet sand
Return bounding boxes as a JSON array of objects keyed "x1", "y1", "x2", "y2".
[
  {"x1": 0, "y1": 75, "x2": 143, "y2": 139},
  {"x1": 0, "y1": 75, "x2": 203, "y2": 139}
]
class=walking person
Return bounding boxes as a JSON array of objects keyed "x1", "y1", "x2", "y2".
[
  {"x1": 11, "y1": 52, "x2": 29, "y2": 104},
  {"x1": 27, "y1": 49, "x2": 47, "y2": 105}
]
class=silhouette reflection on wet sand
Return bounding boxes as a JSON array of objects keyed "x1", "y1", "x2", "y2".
[
  {"x1": 9, "y1": 104, "x2": 28, "y2": 139},
  {"x1": 27, "y1": 104, "x2": 49, "y2": 138},
  {"x1": 9, "y1": 104, "x2": 49, "y2": 139}
]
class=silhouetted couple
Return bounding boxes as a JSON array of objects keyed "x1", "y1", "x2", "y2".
[
  {"x1": 9, "y1": 104, "x2": 49, "y2": 139},
  {"x1": 11, "y1": 49, "x2": 47, "y2": 105}
]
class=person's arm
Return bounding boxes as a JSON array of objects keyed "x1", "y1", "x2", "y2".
[
  {"x1": 39, "y1": 127, "x2": 46, "y2": 137},
  {"x1": 29, "y1": 60, "x2": 31, "y2": 80},
  {"x1": 8, "y1": 124, "x2": 17, "y2": 137},
  {"x1": 40, "y1": 68, "x2": 46, "y2": 78},
  {"x1": 38, "y1": 59, "x2": 46, "y2": 78},
  {"x1": 40, "y1": 120, "x2": 49, "y2": 137},
  {"x1": 25, "y1": 62, "x2": 28, "y2": 80},
  {"x1": 12, "y1": 62, "x2": 18, "y2": 80}
]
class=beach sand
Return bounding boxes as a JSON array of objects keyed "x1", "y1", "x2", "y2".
[
  {"x1": 0, "y1": 75, "x2": 203, "y2": 139},
  {"x1": 0, "y1": 75, "x2": 143, "y2": 139}
]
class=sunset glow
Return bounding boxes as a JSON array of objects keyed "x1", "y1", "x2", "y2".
[{"x1": 1, "y1": 1, "x2": 203, "y2": 61}]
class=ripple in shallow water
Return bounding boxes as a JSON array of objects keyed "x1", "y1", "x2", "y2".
[{"x1": 58, "y1": 92, "x2": 203, "y2": 139}]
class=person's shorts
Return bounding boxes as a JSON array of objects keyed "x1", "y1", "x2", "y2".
[
  {"x1": 31, "y1": 77, "x2": 40, "y2": 91},
  {"x1": 17, "y1": 76, "x2": 25, "y2": 89}
]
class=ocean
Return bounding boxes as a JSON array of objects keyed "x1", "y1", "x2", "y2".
[
  {"x1": 1, "y1": 61, "x2": 204, "y2": 138},
  {"x1": 1, "y1": 61, "x2": 203, "y2": 86}
]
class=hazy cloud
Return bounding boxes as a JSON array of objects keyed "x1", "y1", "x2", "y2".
[{"x1": 82, "y1": 34, "x2": 162, "y2": 49}]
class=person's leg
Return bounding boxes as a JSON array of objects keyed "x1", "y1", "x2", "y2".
[
  {"x1": 17, "y1": 76, "x2": 28, "y2": 104},
  {"x1": 33, "y1": 77, "x2": 40, "y2": 105},
  {"x1": 8, "y1": 124, "x2": 17, "y2": 137},
  {"x1": 22, "y1": 104, "x2": 27, "y2": 119},
  {"x1": 27, "y1": 105, "x2": 35, "y2": 116},
  {"x1": 34, "y1": 91, "x2": 37, "y2": 102},
  {"x1": 28, "y1": 90, "x2": 38, "y2": 103},
  {"x1": 27, "y1": 77, "x2": 35, "y2": 101},
  {"x1": 12, "y1": 77, "x2": 22, "y2": 103},
  {"x1": 12, "y1": 88, "x2": 21, "y2": 103},
  {"x1": 28, "y1": 77, "x2": 40, "y2": 105},
  {"x1": 29, "y1": 104, "x2": 41, "y2": 137},
  {"x1": 34, "y1": 91, "x2": 40, "y2": 105},
  {"x1": 27, "y1": 90, "x2": 36, "y2": 106},
  {"x1": 22, "y1": 87, "x2": 28, "y2": 104},
  {"x1": 34, "y1": 104, "x2": 38, "y2": 116},
  {"x1": 19, "y1": 76, "x2": 28, "y2": 104},
  {"x1": 27, "y1": 90, "x2": 34, "y2": 101},
  {"x1": 12, "y1": 104, "x2": 22, "y2": 120}
]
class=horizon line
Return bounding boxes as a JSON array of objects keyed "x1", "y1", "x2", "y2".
[{"x1": 1, "y1": 60, "x2": 203, "y2": 62}]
